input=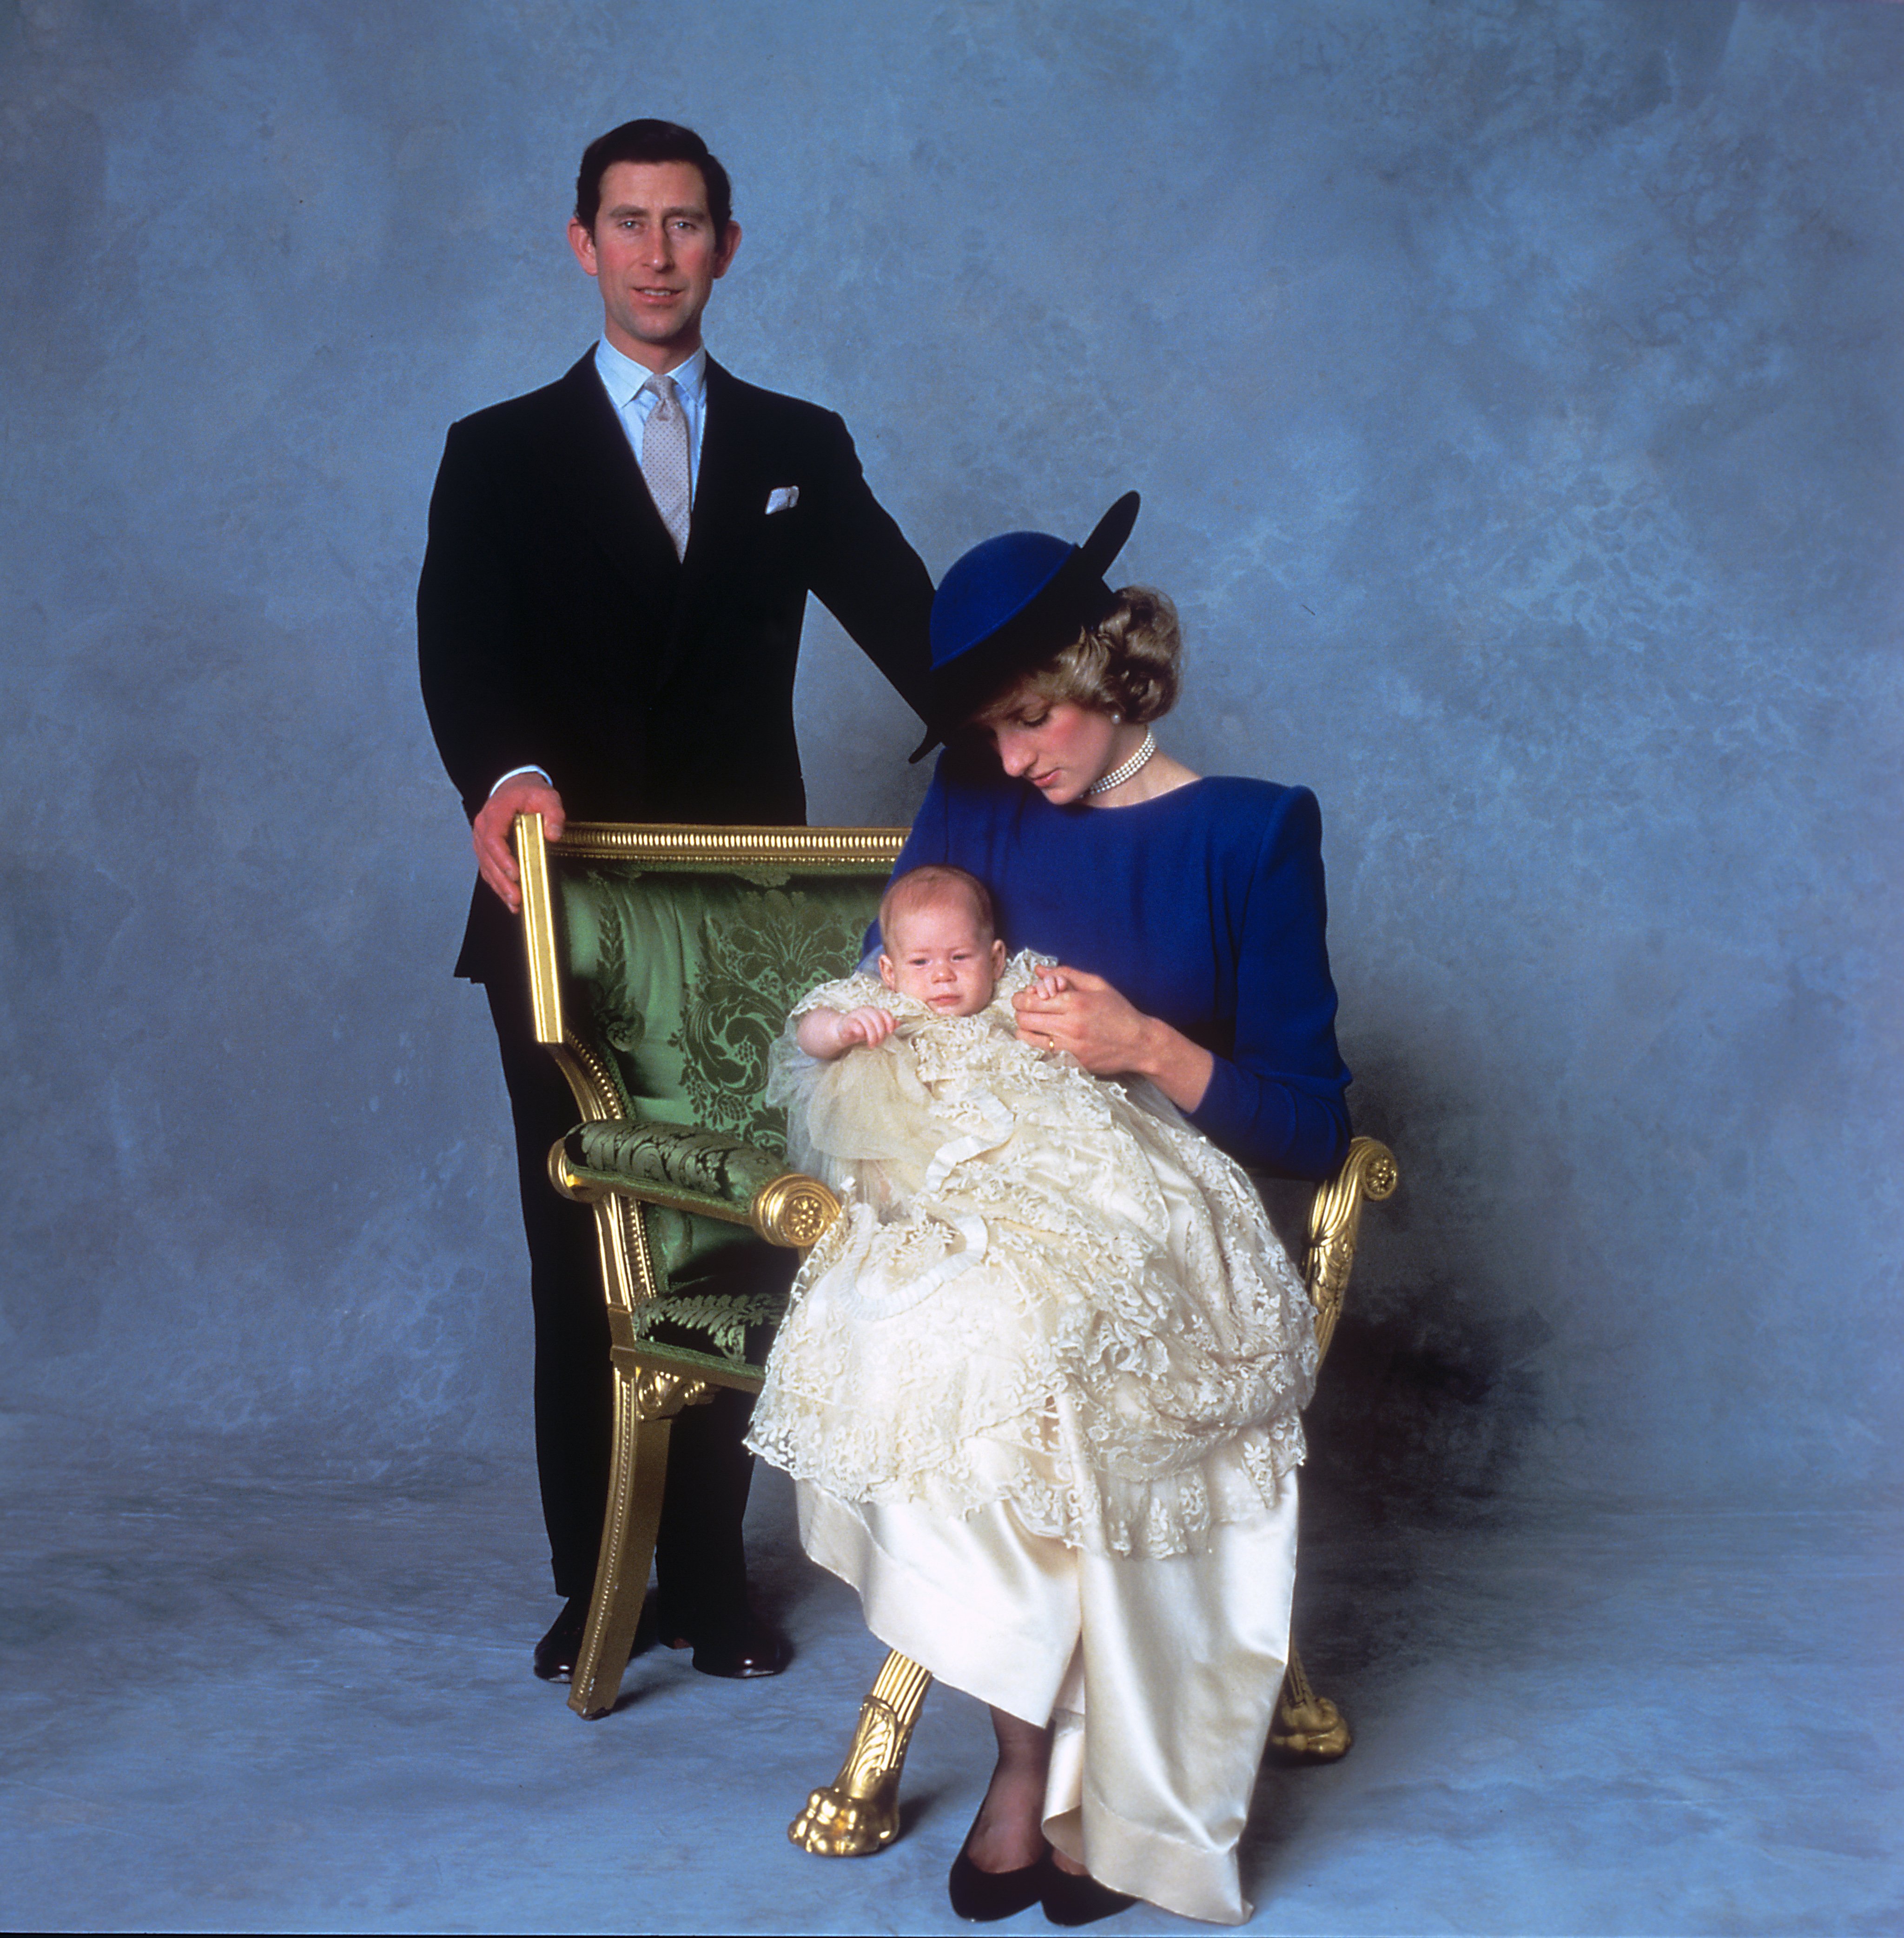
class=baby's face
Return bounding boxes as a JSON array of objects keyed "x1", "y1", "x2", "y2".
[{"x1": 879, "y1": 900, "x2": 1006, "y2": 1016}]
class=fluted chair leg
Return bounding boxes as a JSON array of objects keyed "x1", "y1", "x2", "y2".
[
  {"x1": 568, "y1": 1366, "x2": 712, "y2": 1720},
  {"x1": 790, "y1": 1649, "x2": 935, "y2": 1855},
  {"x1": 1269, "y1": 1636, "x2": 1352, "y2": 1762}
]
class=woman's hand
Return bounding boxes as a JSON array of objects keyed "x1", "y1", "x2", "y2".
[{"x1": 1012, "y1": 968, "x2": 1215, "y2": 1112}]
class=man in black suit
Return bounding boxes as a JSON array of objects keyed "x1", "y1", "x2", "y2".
[{"x1": 418, "y1": 119, "x2": 933, "y2": 1682}]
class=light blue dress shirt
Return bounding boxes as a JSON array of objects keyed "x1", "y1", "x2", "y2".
[{"x1": 592, "y1": 336, "x2": 709, "y2": 496}]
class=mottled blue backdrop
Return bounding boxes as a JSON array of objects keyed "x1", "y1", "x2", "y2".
[{"x1": 1, "y1": 0, "x2": 1897, "y2": 1507}]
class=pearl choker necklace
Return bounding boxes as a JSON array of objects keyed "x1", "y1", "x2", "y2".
[{"x1": 1088, "y1": 728, "x2": 1157, "y2": 796}]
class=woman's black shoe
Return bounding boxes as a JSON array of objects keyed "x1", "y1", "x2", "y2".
[
  {"x1": 1041, "y1": 1865, "x2": 1137, "y2": 1926},
  {"x1": 948, "y1": 1841, "x2": 1053, "y2": 1921}
]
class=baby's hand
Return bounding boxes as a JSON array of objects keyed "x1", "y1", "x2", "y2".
[
  {"x1": 835, "y1": 1006, "x2": 897, "y2": 1050},
  {"x1": 1032, "y1": 966, "x2": 1070, "y2": 1000},
  {"x1": 797, "y1": 1004, "x2": 896, "y2": 1059}
]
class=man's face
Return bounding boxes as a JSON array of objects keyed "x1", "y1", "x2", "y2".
[{"x1": 568, "y1": 160, "x2": 741, "y2": 370}]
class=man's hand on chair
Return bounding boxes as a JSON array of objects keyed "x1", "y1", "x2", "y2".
[{"x1": 473, "y1": 774, "x2": 567, "y2": 914}]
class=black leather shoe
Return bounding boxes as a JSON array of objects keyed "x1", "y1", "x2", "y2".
[
  {"x1": 948, "y1": 1840, "x2": 1053, "y2": 1921},
  {"x1": 665, "y1": 1611, "x2": 792, "y2": 1679},
  {"x1": 537, "y1": 1592, "x2": 665, "y2": 1685},
  {"x1": 1041, "y1": 1866, "x2": 1136, "y2": 1926},
  {"x1": 532, "y1": 1595, "x2": 588, "y2": 1683}
]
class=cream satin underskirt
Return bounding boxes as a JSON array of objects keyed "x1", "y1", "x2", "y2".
[{"x1": 799, "y1": 1474, "x2": 1299, "y2": 1926}]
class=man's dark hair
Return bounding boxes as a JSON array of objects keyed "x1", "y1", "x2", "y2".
[{"x1": 575, "y1": 119, "x2": 734, "y2": 240}]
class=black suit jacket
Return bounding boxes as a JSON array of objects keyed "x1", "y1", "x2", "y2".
[{"x1": 418, "y1": 351, "x2": 934, "y2": 979}]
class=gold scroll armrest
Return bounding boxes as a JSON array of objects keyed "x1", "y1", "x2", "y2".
[
  {"x1": 1303, "y1": 1135, "x2": 1398, "y2": 1366},
  {"x1": 550, "y1": 1121, "x2": 842, "y2": 1250}
]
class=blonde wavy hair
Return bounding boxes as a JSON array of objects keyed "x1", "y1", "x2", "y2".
[{"x1": 975, "y1": 586, "x2": 1182, "y2": 726}]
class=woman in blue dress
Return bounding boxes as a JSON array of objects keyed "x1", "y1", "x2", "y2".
[
  {"x1": 794, "y1": 494, "x2": 1350, "y2": 1926},
  {"x1": 891, "y1": 493, "x2": 1349, "y2": 1189}
]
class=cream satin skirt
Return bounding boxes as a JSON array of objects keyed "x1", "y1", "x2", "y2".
[{"x1": 799, "y1": 1475, "x2": 1299, "y2": 1926}]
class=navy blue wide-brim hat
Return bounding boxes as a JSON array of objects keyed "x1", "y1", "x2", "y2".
[{"x1": 909, "y1": 490, "x2": 1141, "y2": 761}]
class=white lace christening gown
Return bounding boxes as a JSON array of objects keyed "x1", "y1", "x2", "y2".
[{"x1": 748, "y1": 952, "x2": 1321, "y2": 1925}]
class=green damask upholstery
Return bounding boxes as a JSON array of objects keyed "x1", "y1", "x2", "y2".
[
  {"x1": 559, "y1": 869, "x2": 871, "y2": 1147},
  {"x1": 566, "y1": 1118, "x2": 788, "y2": 1213},
  {"x1": 534, "y1": 843, "x2": 893, "y2": 1375}
]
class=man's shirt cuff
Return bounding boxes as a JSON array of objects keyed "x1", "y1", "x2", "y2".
[{"x1": 489, "y1": 765, "x2": 553, "y2": 796}]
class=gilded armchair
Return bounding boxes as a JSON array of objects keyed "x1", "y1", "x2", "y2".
[
  {"x1": 512, "y1": 813, "x2": 902, "y2": 1720},
  {"x1": 511, "y1": 813, "x2": 1395, "y2": 1833}
]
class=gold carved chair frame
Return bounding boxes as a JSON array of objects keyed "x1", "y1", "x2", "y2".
[{"x1": 513, "y1": 814, "x2": 1396, "y2": 1855}]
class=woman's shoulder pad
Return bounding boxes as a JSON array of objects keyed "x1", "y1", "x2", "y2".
[{"x1": 1184, "y1": 774, "x2": 1319, "y2": 818}]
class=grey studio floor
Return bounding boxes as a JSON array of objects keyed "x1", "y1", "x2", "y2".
[{"x1": 2, "y1": 1413, "x2": 1897, "y2": 1938}]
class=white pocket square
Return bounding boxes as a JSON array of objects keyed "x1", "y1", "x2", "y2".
[{"x1": 766, "y1": 486, "x2": 800, "y2": 514}]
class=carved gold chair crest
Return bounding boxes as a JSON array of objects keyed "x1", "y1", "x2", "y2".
[{"x1": 513, "y1": 814, "x2": 1396, "y2": 1855}]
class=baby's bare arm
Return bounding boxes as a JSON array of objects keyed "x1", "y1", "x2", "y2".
[{"x1": 795, "y1": 1005, "x2": 898, "y2": 1059}]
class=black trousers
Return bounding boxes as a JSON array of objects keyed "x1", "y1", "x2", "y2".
[{"x1": 483, "y1": 967, "x2": 763, "y2": 1638}]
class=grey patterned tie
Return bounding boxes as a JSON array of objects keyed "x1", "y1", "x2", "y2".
[{"x1": 640, "y1": 373, "x2": 692, "y2": 559}]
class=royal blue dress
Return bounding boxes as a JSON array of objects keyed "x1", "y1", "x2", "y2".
[{"x1": 881, "y1": 750, "x2": 1352, "y2": 1179}]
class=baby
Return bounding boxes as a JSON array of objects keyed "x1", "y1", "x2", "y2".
[
  {"x1": 793, "y1": 862, "x2": 1055, "y2": 1059},
  {"x1": 753, "y1": 862, "x2": 1317, "y2": 1562}
]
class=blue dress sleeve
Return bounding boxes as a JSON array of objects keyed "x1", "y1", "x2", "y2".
[{"x1": 1184, "y1": 786, "x2": 1352, "y2": 1180}]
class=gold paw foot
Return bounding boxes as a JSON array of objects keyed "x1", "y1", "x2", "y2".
[
  {"x1": 788, "y1": 1775, "x2": 900, "y2": 1856},
  {"x1": 792, "y1": 1658, "x2": 932, "y2": 1856},
  {"x1": 1269, "y1": 1693, "x2": 1353, "y2": 1763}
]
